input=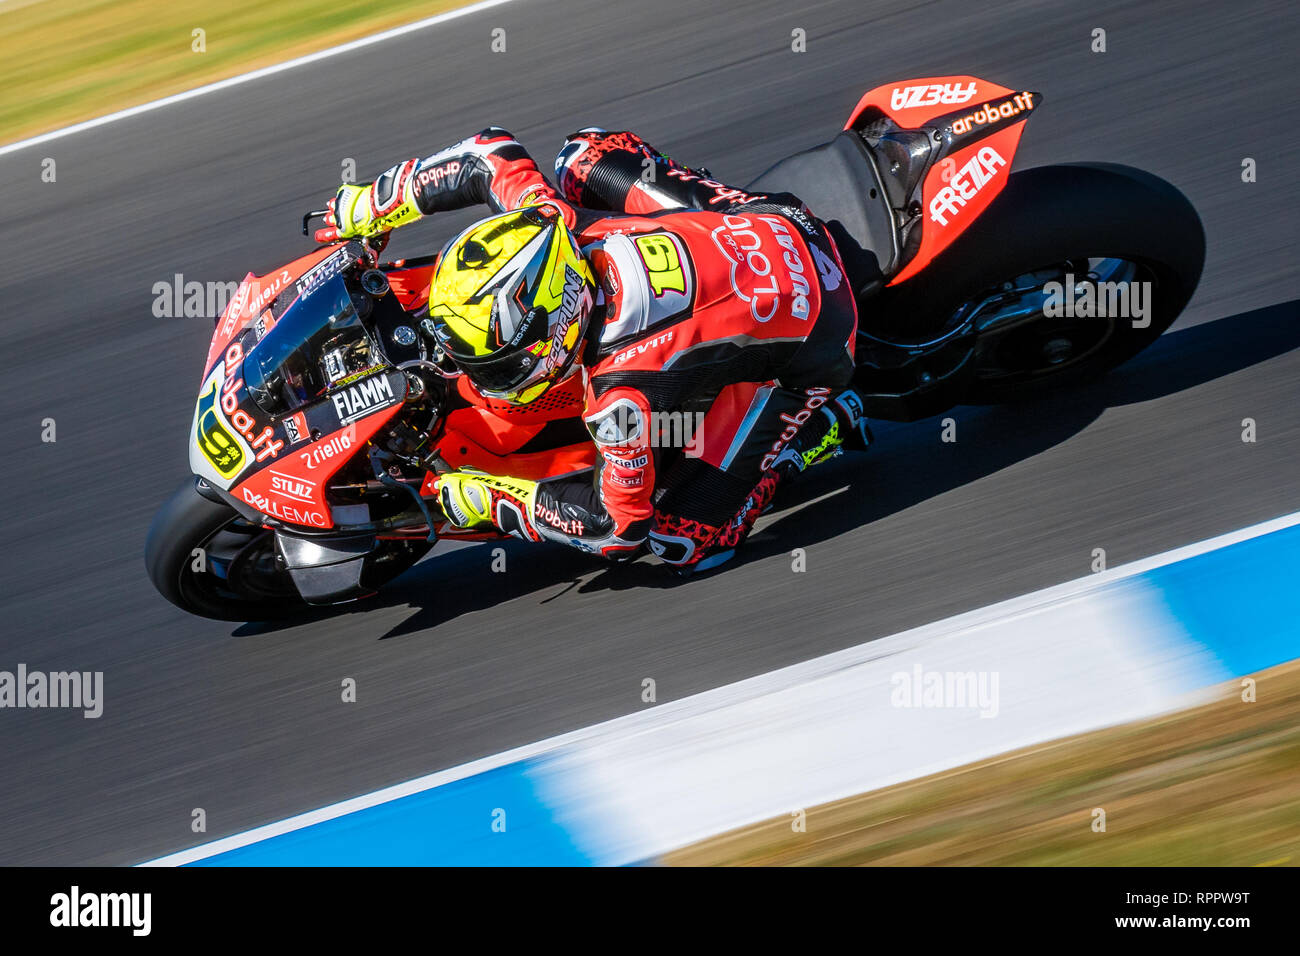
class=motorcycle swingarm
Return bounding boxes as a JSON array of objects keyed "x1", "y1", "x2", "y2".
[{"x1": 851, "y1": 331, "x2": 977, "y2": 422}]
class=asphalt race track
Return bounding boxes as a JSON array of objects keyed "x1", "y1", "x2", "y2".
[{"x1": 0, "y1": 0, "x2": 1296, "y2": 865}]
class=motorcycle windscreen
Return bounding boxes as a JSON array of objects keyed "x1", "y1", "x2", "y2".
[{"x1": 244, "y1": 275, "x2": 380, "y2": 417}]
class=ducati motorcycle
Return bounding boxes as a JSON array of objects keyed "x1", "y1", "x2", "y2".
[{"x1": 146, "y1": 75, "x2": 1205, "y2": 620}]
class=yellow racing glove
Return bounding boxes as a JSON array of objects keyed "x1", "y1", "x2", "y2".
[
  {"x1": 314, "y1": 158, "x2": 424, "y2": 241},
  {"x1": 435, "y1": 471, "x2": 540, "y2": 539}
]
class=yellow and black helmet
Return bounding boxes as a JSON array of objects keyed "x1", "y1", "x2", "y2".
[{"x1": 425, "y1": 204, "x2": 596, "y2": 404}]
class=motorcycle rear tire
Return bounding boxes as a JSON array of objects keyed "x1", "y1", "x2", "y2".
[{"x1": 872, "y1": 162, "x2": 1205, "y2": 404}]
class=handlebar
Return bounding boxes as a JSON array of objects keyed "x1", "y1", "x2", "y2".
[
  {"x1": 301, "y1": 209, "x2": 393, "y2": 263},
  {"x1": 301, "y1": 209, "x2": 330, "y2": 237}
]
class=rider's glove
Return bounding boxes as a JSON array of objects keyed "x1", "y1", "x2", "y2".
[
  {"x1": 435, "y1": 471, "x2": 539, "y2": 536},
  {"x1": 314, "y1": 158, "x2": 423, "y2": 242}
]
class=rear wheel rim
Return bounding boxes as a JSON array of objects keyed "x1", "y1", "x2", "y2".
[{"x1": 954, "y1": 257, "x2": 1153, "y2": 385}]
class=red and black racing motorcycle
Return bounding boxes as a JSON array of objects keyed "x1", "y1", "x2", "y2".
[{"x1": 146, "y1": 75, "x2": 1205, "y2": 620}]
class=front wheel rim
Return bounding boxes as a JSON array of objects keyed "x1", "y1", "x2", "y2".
[{"x1": 179, "y1": 515, "x2": 298, "y2": 609}]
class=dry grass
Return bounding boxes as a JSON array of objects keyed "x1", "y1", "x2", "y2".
[
  {"x1": 1, "y1": 0, "x2": 471, "y2": 143},
  {"x1": 666, "y1": 659, "x2": 1300, "y2": 866}
]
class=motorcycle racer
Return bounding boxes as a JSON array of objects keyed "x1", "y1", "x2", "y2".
[{"x1": 315, "y1": 127, "x2": 870, "y2": 569}]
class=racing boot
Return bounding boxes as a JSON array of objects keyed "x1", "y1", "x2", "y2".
[
  {"x1": 671, "y1": 388, "x2": 872, "y2": 575},
  {"x1": 831, "y1": 387, "x2": 873, "y2": 452},
  {"x1": 770, "y1": 386, "x2": 873, "y2": 475}
]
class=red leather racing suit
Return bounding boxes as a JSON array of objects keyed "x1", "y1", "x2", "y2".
[{"x1": 400, "y1": 128, "x2": 860, "y2": 565}]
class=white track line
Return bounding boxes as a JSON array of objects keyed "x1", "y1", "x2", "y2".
[
  {"x1": 142, "y1": 508, "x2": 1300, "y2": 866},
  {"x1": 0, "y1": 0, "x2": 523, "y2": 158}
]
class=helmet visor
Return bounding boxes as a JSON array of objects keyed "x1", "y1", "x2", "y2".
[{"x1": 455, "y1": 345, "x2": 542, "y2": 394}]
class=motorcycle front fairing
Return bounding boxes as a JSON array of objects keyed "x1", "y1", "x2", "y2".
[
  {"x1": 188, "y1": 248, "x2": 420, "y2": 603},
  {"x1": 190, "y1": 253, "x2": 410, "y2": 523}
]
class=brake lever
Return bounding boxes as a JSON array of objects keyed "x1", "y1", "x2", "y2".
[
  {"x1": 301, "y1": 208, "x2": 392, "y2": 258},
  {"x1": 302, "y1": 209, "x2": 329, "y2": 237}
]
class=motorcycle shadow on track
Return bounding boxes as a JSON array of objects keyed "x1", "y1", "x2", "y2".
[
  {"x1": 583, "y1": 299, "x2": 1300, "y2": 591},
  {"x1": 239, "y1": 300, "x2": 1297, "y2": 639}
]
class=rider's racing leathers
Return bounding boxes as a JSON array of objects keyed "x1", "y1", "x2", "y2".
[{"x1": 338, "y1": 128, "x2": 867, "y2": 567}]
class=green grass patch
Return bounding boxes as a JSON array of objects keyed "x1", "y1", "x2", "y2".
[
  {"x1": 667, "y1": 660, "x2": 1300, "y2": 866},
  {"x1": 1, "y1": 0, "x2": 473, "y2": 143}
]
